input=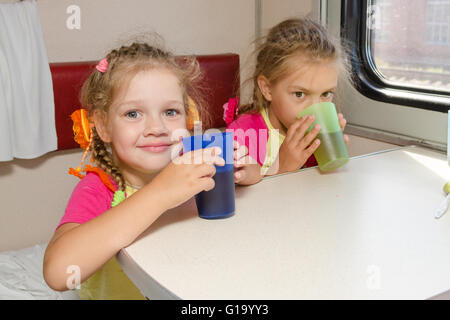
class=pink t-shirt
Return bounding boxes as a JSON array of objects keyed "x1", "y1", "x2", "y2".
[
  {"x1": 226, "y1": 111, "x2": 317, "y2": 169},
  {"x1": 57, "y1": 172, "x2": 116, "y2": 230},
  {"x1": 226, "y1": 112, "x2": 268, "y2": 167}
]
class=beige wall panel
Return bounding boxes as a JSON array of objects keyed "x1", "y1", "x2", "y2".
[{"x1": 33, "y1": 0, "x2": 255, "y2": 62}]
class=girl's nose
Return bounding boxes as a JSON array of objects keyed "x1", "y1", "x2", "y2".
[{"x1": 143, "y1": 116, "x2": 169, "y2": 136}]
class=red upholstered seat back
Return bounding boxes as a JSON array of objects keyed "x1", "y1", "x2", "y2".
[{"x1": 50, "y1": 53, "x2": 239, "y2": 150}]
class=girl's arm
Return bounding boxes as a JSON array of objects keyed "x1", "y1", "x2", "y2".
[
  {"x1": 43, "y1": 180, "x2": 171, "y2": 291},
  {"x1": 43, "y1": 148, "x2": 224, "y2": 291}
]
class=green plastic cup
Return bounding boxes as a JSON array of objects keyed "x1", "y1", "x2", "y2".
[{"x1": 297, "y1": 102, "x2": 349, "y2": 172}]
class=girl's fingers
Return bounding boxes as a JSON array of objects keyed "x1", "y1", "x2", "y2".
[
  {"x1": 344, "y1": 134, "x2": 350, "y2": 146},
  {"x1": 295, "y1": 123, "x2": 320, "y2": 150},
  {"x1": 199, "y1": 147, "x2": 224, "y2": 165},
  {"x1": 183, "y1": 147, "x2": 224, "y2": 166},
  {"x1": 340, "y1": 118, "x2": 346, "y2": 131},
  {"x1": 337, "y1": 114, "x2": 349, "y2": 145},
  {"x1": 195, "y1": 162, "x2": 217, "y2": 179},
  {"x1": 234, "y1": 144, "x2": 248, "y2": 160},
  {"x1": 171, "y1": 142, "x2": 183, "y2": 158},
  {"x1": 234, "y1": 168, "x2": 245, "y2": 183},
  {"x1": 338, "y1": 113, "x2": 347, "y2": 131},
  {"x1": 289, "y1": 115, "x2": 316, "y2": 145},
  {"x1": 302, "y1": 139, "x2": 321, "y2": 161},
  {"x1": 199, "y1": 176, "x2": 216, "y2": 192},
  {"x1": 284, "y1": 117, "x2": 305, "y2": 142},
  {"x1": 235, "y1": 155, "x2": 256, "y2": 168},
  {"x1": 234, "y1": 160, "x2": 245, "y2": 169}
]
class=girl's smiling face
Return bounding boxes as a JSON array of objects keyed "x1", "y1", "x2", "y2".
[
  {"x1": 94, "y1": 68, "x2": 187, "y2": 185},
  {"x1": 258, "y1": 57, "x2": 339, "y2": 136}
]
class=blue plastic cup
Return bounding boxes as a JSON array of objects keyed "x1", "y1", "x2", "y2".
[{"x1": 182, "y1": 131, "x2": 235, "y2": 219}]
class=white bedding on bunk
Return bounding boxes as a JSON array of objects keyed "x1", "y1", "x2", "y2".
[{"x1": 0, "y1": 243, "x2": 80, "y2": 300}]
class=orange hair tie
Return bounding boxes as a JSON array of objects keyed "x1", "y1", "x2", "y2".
[
  {"x1": 71, "y1": 109, "x2": 91, "y2": 149},
  {"x1": 67, "y1": 109, "x2": 118, "y2": 194},
  {"x1": 186, "y1": 97, "x2": 200, "y2": 130},
  {"x1": 68, "y1": 109, "x2": 93, "y2": 179}
]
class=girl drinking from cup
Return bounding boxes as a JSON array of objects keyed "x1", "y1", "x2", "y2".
[{"x1": 225, "y1": 18, "x2": 351, "y2": 184}]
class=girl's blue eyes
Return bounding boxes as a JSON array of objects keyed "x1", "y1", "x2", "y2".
[
  {"x1": 124, "y1": 109, "x2": 181, "y2": 119},
  {"x1": 164, "y1": 109, "x2": 180, "y2": 117},
  {"x1": 125, "y1": 110, "x2": 141, "y2": 119}
]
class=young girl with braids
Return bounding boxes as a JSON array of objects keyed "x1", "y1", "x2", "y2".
[
  {"x1": 224, "y1": 18, "x2": 351, "y2": 184},
  {"x1": 43, "y1": 42, "x2": 250, "y2": 299}
]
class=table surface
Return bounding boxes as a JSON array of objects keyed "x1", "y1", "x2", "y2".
[{"x1": 117, "y1": 146, "x2": 450, "y2": 299}]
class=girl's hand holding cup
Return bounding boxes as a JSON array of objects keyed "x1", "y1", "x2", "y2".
[
  {"x1": 152, "y1": 147, "x2": 225, "y2": 211},
  {"x1": 277, "y1": 115, "x2": 321, "y2": 173}
]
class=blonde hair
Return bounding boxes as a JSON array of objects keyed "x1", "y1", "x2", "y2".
[
  {"x1": 80, "y1": 42, "x2": 203, "y2": 191},
  {"x1": 239, "y1": 18, "x2": 352, "y2": 115}
]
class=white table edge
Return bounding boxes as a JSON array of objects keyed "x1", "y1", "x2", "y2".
[{"x1": 117, "y1": 249, "x2": 180, "y2": 299}]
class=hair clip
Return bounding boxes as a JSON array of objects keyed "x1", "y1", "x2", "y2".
[
  {"x1": 223, "y1": 97, "x2": 239, "y2": 125},
  {"x1": 96, "y1": 58, "x2": 108, "y2": 73}
]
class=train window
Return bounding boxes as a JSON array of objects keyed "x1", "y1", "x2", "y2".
[{"x1": 341, "y1": 0, "x2": 450, "y2": 113}]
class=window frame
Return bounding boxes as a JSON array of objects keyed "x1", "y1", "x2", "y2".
[{"x1": 341, "y1": 0, "x2": 450, "y2": 113}]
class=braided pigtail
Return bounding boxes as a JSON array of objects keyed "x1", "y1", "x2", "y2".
[{"x1": 90, "y1": 128, "x2": 126, "y2": 191}]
